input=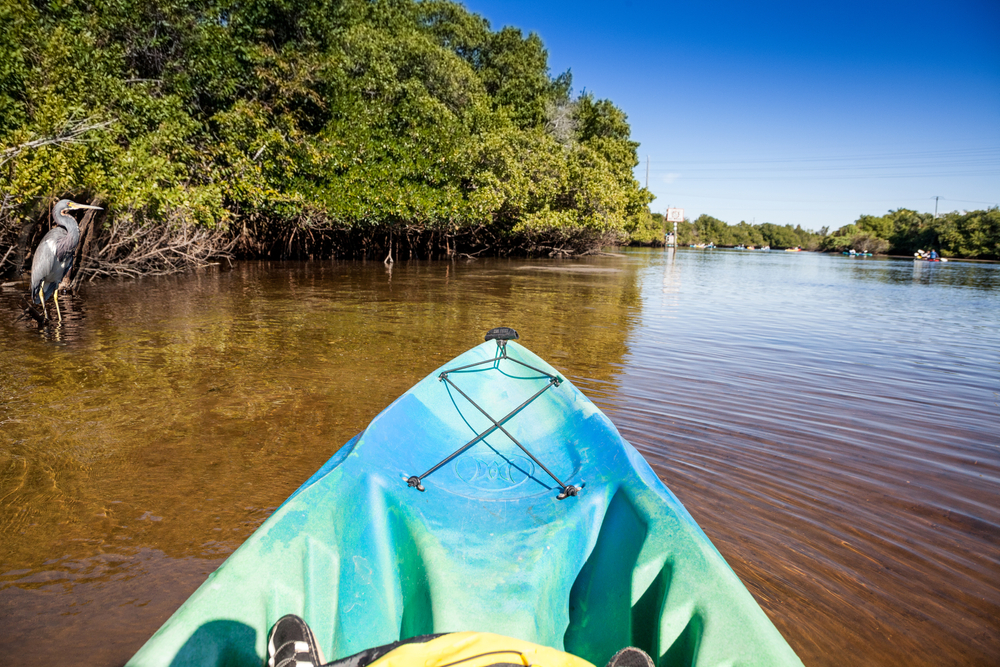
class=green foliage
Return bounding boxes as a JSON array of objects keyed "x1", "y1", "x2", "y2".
[
  {"x1": 757, "y1": 223, "x2": 802, "y2": 249},
  {"x1": 856, "y1": 214, "x2": 893, "y2": 240},
  {"x1": 655, "y1": 214, "x2": 819, "y2": 249},
  {"x1": 819, "y1": 223, "x2": 890, "y2": 253},
  {"x1": 930, "y1": 208, "x2": 1000, "y2": 259},
  {"x1": 628, "y1": 210, "x2": 663, "y2": 245},
  {"x1": 479, "y1": 27, "x2": 552, "y2": 128},
  {"x1": 0, "y1": 0, "x2": 31, "y2": 135},
  {"x1": 692, "y1": 214, "x2": 728, "y2": 244},
  {"x1": 672, "y1": 218, "x2": 695, "y2": 246},
  {"x1": 721, "y1": 222, "x2": 762, "y2": 247},
  {"x1": 1, "y1": 0, "x2": 648, "y2": 268},
  {"x1": 823, "y1": 208, "x2": 999, "y2": 259},
  {"x1": 885, "y1": 210, "x2": 937, "y2": 255},
  {"x1": 631, "y1": 205, "x2": 997, "y2": 259},
  {"x1": 820, "y1": 234, "x2": 855, "y2": 252}
]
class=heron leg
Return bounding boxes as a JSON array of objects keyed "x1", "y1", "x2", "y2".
[
  {"x1": 53, "y1": 288, "x2": 62, "y2": 322},
  {"x1": 37, "y1": 285, "x2": 48, "y2": 321}
]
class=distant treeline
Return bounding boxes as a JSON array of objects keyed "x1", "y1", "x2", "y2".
[
  {"x1": 0, "y1": 0, "x2": 650, "y2": 279},
  {"x1": 819, "y1": 208, "x2": 999, "y2": 259},
  {"x1": 630, "y1": 208, "x2": 999, "y2": 259},
  {"x1": 631, "y1": 213, "x2": 821, "y2": 250}
]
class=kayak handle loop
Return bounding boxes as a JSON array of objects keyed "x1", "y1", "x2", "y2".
[{"x1": 485, "y1": 326, "x2": 518, "y2": 342}]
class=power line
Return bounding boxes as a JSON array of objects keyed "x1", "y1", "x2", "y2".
[
  {"x1": 940, "y1": 197, "x2": 1000, "y2": 206},
  {"x1": 644, "y1": 146, "x2": 1000, "y2": 166},
  {"x1": 665, "y1": 192, "x2": 949, "y2": 205},
  {"x1": 649, "y1": 193, "x2": 998, "y2": 217},
  {"x1": 640, "y1": 170, "x2": 1000, "y2": 181},
  {"x1": 646, "y1": 159, "x2": 1000, "y2": 173}
]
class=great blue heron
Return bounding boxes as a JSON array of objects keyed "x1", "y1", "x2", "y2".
[{"x1": 30, "y1": 199, "x2": 102, "y2": 322}]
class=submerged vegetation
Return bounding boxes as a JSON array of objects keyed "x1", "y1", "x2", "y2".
[{"x1": 0, "y1": 0, "x2": 650, "y2": 280}]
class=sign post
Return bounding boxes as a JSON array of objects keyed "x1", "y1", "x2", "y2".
[{"x1": 665, "y1": 208, "x2": 683, "y2": 247}]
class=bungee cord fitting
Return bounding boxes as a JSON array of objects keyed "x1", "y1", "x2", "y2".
[{"x1": 406, "y1": 327, "x2": 581, "y2": 500}]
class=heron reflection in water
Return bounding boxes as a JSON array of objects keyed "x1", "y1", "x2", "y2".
[{"x1": 30, "y1": 198, "x2": 102, "y2": 322}]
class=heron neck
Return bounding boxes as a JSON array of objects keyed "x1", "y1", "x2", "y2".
[{"x1": 57, "y1": 217, "x2": 81, "y2": 241}]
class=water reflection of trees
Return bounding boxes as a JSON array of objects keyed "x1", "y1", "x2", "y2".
[
  {"x1": 842, "y1": 258, "x2": 999, "y2": 290},
  {"x1": 0, "y1": 258, "x2": 639, "y2": 575}
]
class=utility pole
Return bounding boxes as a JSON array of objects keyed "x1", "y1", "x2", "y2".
[{"x1": 933, "y1": 196, "x2": 940, "y2": 218}]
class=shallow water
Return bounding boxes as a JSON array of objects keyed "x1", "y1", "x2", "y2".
[{"x1": 1, "y1": 250, "x2": 997, "y2": 666}]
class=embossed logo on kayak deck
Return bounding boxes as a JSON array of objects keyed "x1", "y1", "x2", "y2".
[{"x1": 454, "y1": 455, "x2": 534, "y2": 489}]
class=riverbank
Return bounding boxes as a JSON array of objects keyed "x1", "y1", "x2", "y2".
[
  {"x1": 641, "y1": 208, "x2": 999, "y2": 261},
  {"x1": 1, "y1": 0, "x2": 650, "y2": 285}
]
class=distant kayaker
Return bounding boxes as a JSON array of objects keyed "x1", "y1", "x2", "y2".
[{"x1": 930, "y1": 249, "x2": 939, "y2": 260}]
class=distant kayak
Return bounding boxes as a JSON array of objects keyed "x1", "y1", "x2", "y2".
[{"x1": 128, "y1": 331, "x2": 803, "y2": 667}]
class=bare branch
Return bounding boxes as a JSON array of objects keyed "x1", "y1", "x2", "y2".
[
  {"x1": 0, "y1": 244, "x2": 15, "y2": 269},
  {"x1": 74, "y1": 211, "x2": 234, "y2": 281},
  {"x1": 0, "y1": 119, "x2": 113, "y2": 166}
]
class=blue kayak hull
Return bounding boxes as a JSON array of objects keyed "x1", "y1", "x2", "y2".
[{"x1": 128, "y1": 341, "x2": 802, "y2": 666}]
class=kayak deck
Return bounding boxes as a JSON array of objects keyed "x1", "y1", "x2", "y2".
[{"x1": 128, "y1": 341, "x2": 802, "y2": 667}]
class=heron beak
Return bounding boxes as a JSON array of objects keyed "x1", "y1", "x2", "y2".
[{"x1": 67, "y1": 202, "x2": 103, "y2": 211}]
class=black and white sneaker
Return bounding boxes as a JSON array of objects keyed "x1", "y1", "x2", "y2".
[
  {"x1": 606, "y1": 646, "x2": 655, "y2": 667},
  {"x1": 265, "y1": 614, "x2": 326, "y2": 667}
]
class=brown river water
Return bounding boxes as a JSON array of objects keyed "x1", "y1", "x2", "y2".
[{"x1": 1, "y1": 249, "x2": 997, "y2": 666}]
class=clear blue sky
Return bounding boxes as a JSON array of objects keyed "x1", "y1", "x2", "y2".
[{"x1": 463, "y1": 0, "x2": 1000, "y2": 232}]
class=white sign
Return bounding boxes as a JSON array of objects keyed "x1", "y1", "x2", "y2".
[{"x1": 666, "y1": 208, "x2": 684, "y2": 223}]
